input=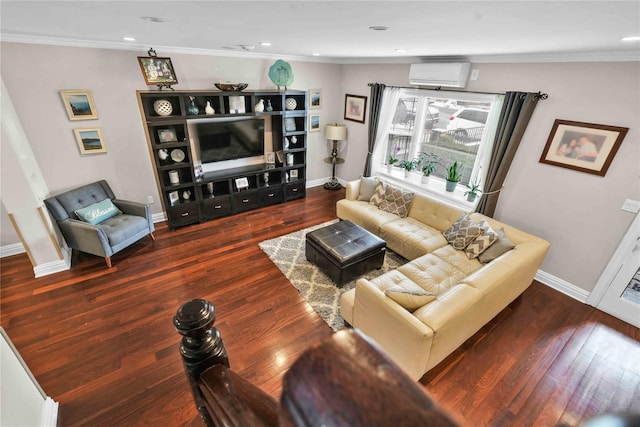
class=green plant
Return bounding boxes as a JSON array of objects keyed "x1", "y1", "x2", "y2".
[
  {"x1": 388, "y1": 146, "x2": 401, "y2": 165},
  {"x1": 419, "y1": 153, "x2": 440, "y2": 176},
  {"x1": 398, "y1": 157, "x2": 421, "y2": 172},
  {"x1": 464, "y1": 179, "x2": 482, "y2": 198},
  {"x1": 446, "y1": 161, "x2": 463, "y2": 182}
]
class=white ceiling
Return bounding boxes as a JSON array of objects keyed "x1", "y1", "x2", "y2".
[{"x1": 1, "y1": 1, "x2": 639, "y2": 63}]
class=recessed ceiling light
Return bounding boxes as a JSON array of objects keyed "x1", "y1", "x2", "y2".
[
  {"x1": 123, "y1": 36, "x2": 136, "y2": 42},
  {"x1": 369, "y1": 26, "x2": 389, "y2": 31},
  {"x1": 260, "y1": 42, "x2": 272, "y2": 47},
  {"x1": 395, "y1": 49, "x2": 407, "y2": 53},
  {"x1": 140, "y1": 16, "x2": 166, "y2": 23},
  {"x1": 312, "y1": 53, "x2": 320, "y2": 56},
  {"x1": 621, "y1": 36, "x2": 640, "y2": 41}
]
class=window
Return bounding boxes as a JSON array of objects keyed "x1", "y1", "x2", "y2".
[{"x1": 373, "y1": 88, "x2": 503, "y2": 198}]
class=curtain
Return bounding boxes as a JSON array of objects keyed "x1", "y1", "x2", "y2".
[
  {"x1": 363, "y1": 83, "x2": 385, "y2": 176},
  {"x1": 364, "y1": 87, "x2": 402, "y2": 176},
  {"x1": 476, "y1": 92, "x2": 541, "y2": 217}
]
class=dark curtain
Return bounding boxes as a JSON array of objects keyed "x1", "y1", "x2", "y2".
[
  {"x1": 476, "y1": 92, "x2": 541, "y2": 217},
  {"x1": 363, "y1": 83, "x2": 386, "y2": 176}
]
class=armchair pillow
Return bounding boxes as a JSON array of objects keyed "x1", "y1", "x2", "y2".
[
  {"x1": 377, "y1": 185, "x2": 415, "y2": 218},
  {"x1": 75, "y1": 199, "x2": 122, "y2": 225},
  {"x1": 443, "y1": 213, "x2": 483, "y2": 250},
  {"x1": 478, "y1": 227, "x2": 515, "y2": 263},
  {"x1": 357, "y1": 176, "x2": 380, "y2": 201},
  {"x1": 465, "y1": 220, "x2": 499, "y2": 259},
  {"x1": 369, "y1": 182, "x2": 386, "y2": 207}
]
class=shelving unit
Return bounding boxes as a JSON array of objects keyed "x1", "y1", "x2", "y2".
[{"x1": 138, "y1": 89, "x2": 307, "y2": 229}]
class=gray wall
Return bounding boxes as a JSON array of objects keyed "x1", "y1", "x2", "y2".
[{"x1": 1, "y1": 41, "x2": 639, "y2": 296}]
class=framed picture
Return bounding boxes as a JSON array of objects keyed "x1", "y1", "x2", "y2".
[
  {"x1": 344, "y1": 94, "x2": 367, "y2": 124},
  {"x1": 168, "y1": 191, "x2": 179, "y2": 206},
  {"x1": 290, "y1": 169, "x2": 298, "y2": 180},
  {"x1": 265, "y1": 151, "x2": 275, "y2": 164},
  {"x1": 60, "y1": 90, "x2": 98, "y2": 120},
  {"x1": 74, "y1": 128, "x2": 106, "y2": 154},
  {"x1": 539, "y1": 119, "x2": 629, "y2": 177},
  {"x1": 309, "y1": 89, "x2": 322, "y2": 109},
  {"x1": 229, "y1": 96, "x2": 246, "y2": 114},
  {"x1": 285, "y1": 117, "x2": 296, "y2": 132},
  {"x1": 276, "y1": 150, "x2": 284, "y2": 164},
  {"x1": 235, "y1": 177, "x2": 249, "y2": 191},
  {"x1": 309, "y1": 114, "x2": 321, "y2": 132},
  {"x1": 137, "y1": 56, "x2": 178, "y2": 85},
  {"x1": 157, "y1": 128, "x2": 177, "y2": 143}
]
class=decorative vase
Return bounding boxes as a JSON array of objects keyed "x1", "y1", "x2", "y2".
[
  {"x1": 182, "y1": 190, "x2": 192, "y2": 200},
  {"x1": 445, "y1": 180, "x2": 458, "y2": 192},
  {"x1": 266, "y1": 99, "x2": 273, "y2": 112},
  {"x1": 205, "y1": 101, "x2": 215, "y2": 115},
  {"x1": 285, "y1": 97, "x2": 297, "y2": 110},
  {"x1": 467, "y1": 194, "x2": 477, "y2": 202},
  {"x1": 291, "y1": 135, "x2": 297, "y2": 145},
  {"x1": 187, "y1": 97, "x2": 199, "y2": 115},
  {"x1": 169, "y1": 170, "x2": 180, "y2": 185},
  {"x1": 421, "y1": 175, "x2": 431, "y2": 184},
  {"x1": 387, "y1": 164, "x2": 394, "y2": 173},
  {"x1": 403, "y1": 170, "x2": 410, "y2": 179},
  {"x1": 255, "y1": 99, "x2": 265, "y2": 113},
  {"x1": 284, "y1": 137, "x2": 289, "y2": 149},
  {"x1": 153, "y1": 99, "x2": 173, "y2": 116}
]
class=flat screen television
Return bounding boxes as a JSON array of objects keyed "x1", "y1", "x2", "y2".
[{"x1": 192, "y1": 117, "x2": 265, "y2": 164}]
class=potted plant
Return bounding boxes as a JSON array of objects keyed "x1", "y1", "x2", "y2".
[
  {"x1": 387, "y1": 147, "x2": 401, "y2": 173},
  {"x1": 464, "y1": 179, "x2": 482, "y2": 202},
  {"x1": 419, "y1": 153, "x2": 440, "y2": 184},
  {"x1": 398, "y1": 157, "x2": 421, "y2": 178},
  {"x1": 445, "y1": 161, "x2": 462, "y2": 192}
]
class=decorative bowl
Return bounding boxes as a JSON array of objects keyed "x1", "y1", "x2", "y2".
[{"x1": 214, "y1": 83, "x2": 248, "y2": 92}]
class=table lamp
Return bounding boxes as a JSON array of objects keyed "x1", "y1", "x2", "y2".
[{"x1": 324, "y1": 124, "x2": 347, "y2": 190}]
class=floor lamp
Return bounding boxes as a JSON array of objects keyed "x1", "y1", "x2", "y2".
[{"x1": 324, "y1": 123, "x2": 347, "y2": 190}]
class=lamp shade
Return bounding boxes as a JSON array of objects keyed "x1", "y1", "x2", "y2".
[{"x1": 325, "y1": 124, "x2": 347, "y2": 141}]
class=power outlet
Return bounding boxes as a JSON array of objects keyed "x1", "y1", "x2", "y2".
[
  {"x1": 621, "y1": 198, "x2": 640, "y2": 213},
  {"x1": 147, "y1": 195, "x2": 154, "y2": 204}
]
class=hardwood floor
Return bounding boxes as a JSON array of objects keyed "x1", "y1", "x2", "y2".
[{"x1": 2, "y1": 186, "x2": 639, "y2": 426}]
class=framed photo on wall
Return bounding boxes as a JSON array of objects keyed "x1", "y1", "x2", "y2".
[
  {"x1": 74, "y1": 128, "x2": 106, "y2": 154},
  {"x1": 344, "y1": 94, "x2": 367, "y2": 124},
  {"x1": 309, "y1": 89, "x2": 322, "y2": 109},
  {"x1": 309, "y1": 114, "x2": 321, "y2": 132},
  {"x1": 60, "y1": 90, "x2": 98, "y2": 121},
  {"x1": 539, "y1": 119, "x2": 629, "y2": 177},
  {"x1": 137, "y1": 56, "x2": 178, "y2": 86}
]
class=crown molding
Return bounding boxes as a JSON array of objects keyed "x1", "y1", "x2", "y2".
[{"x1": 2, "y1": 33, "x2": 638, "y2": 64}]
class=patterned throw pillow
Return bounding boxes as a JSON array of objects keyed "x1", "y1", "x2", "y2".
[
  {"x1": 369, "y1": 182, "x2": 386, "y2": 206},
  {"x1": 385, "y1": 283, "x2": 436, "y2": 311},
  {"x1": 478, "y1": 227, "x2": 516, "y2": 263},
  {"x1": 442, "y1": 213, "x2": 483, "y2": 250},
  {"x1": 465, "y1": 220, "x2": 499, "y2": 259},
  {"x1": 377, "y1": 185, "x2": 415, "y2": 218}
]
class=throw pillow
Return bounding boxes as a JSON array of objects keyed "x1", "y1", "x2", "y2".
[
  {"x1": 369, "y1": 182, "x2": 386, "y2": 207},
  {"x1": 385, "y1": 283, "x2": 436, "y2": 311},
  {"x1": 442, "y1": 213, "x2": 483, "y2": 250},
  {"x1": 75, "y1": 199, "x2": 122, "y2": 225},
  {"x1": 465, "y1": 220, "x2": 499, "y2": 259},
  {"x1": 478, "y1": 227, "x2": 516, "y2": 263},
  {"x1": 357, "y1": 176, "x2": 380, "y2": 201},
  {"x1": 377, "y1": 185, "x2": 415, "y2": 218}
]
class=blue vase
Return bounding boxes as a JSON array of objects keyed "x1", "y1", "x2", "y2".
[
  {"x1": 445, "y1": 180, "x2": 458, "y2": 192},
  {"x1": 187, "y1": 98, "x2": 199, "y2": 115}
]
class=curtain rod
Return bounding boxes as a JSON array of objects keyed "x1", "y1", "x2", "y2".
[{"x1": 368, "y1": 83, "x2": 548, "y2": 100}]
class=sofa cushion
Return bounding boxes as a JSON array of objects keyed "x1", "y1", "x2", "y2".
[
  {"x1": 357, "y1": 176, "x2": 380, "y2": 201},
  {"x1": 408, "y1": 194, "x2": 465, "y2": 233},
  {"x1": 75, "y1": 199, "x2": 122, "y2": 225},
  {"x1": 380, "y1": 217, "x2": 448, "y2": 261},
  {"x1": 369, "y1": 182, "x2": 386, "y2": 206},
  {"x1": 336, "y1": 199, "x2": 400, "y2": 236},
  {"x1": 443, "y1": 213, "x2": 482, "y2": 250},
  {"x1": 385, "y1": 283, "x2": 436, "y2": 311},
  {"x1": 377, "y1": 185, "x2": 414, "y2": 218},
  {"x1": 397, "y1": 254, "x2": 466, "y2": 296},
  {"x1": 477, "y1": 227, "x2": 515, "y2": 263},
  {"x1": 465, "y1": 220, "x2": 498, "y2": 259}
]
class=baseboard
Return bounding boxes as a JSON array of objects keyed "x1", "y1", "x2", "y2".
[
  {"x1": 307, "y1": 177, "x2": 347, "y2": 188},
  {"x1": 535, "y1": 270, "x2": 590, "y2": 303},
  {"x1": 1, "y1": 242, "x2": 25, "y2": 258},
  {"x1": 33, "y1": 247, "x2": 71, "y2": 278},
  {"x1": 41, "y1": 397, "x2": 59, "y2": 427},
  {"x1": 152, "y1": 212, "x2": 167, "y2": 223}
]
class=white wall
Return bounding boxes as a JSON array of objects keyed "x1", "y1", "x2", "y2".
[
  {"x1": 1, "y1": 41, "x2": 638, "y2": 297},
  {"x1": 339, "y1": 61, "x2": 640, "y2": 294}
]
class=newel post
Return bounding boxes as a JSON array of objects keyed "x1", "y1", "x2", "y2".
[{"x1": 174, "y1": 299, "x2": 229, "y2": 426}]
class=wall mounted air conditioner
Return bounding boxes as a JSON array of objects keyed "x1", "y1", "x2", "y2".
[{"x1": 409, "y1": 62, "x2": 472, "y2": 88}]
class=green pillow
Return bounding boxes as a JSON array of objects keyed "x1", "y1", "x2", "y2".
[{"x1": 75, "y1": 199, "x2": 122, "y2": 225}]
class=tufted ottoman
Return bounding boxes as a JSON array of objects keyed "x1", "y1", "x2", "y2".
[{"x1": 305, "y1": 220, "x2": 386, "y2": 286}]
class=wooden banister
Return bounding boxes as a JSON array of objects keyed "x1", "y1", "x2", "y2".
[{"x1": 175, "y1": 299, "x2": 459, "y2": 427}]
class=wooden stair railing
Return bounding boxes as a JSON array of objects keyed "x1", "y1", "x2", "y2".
[{"x1": 174, "y1": 299, "x2": 459, "y2": 427}]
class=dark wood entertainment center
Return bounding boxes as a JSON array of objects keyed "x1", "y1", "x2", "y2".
[{"x1": 137, "y1": 89, "x2": 307, "y2": 229}]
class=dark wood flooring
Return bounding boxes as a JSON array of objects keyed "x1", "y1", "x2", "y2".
[{"x1": 1, "y1": 187, "x2": 639, "y2": 426}]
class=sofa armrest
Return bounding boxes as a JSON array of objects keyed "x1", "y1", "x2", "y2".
[
  {"x1": 58, "y1": 219, "x2": 112, "y2": 257},
  {"x1": 352, "y1": 278, "x2": 434, "y2": 381},
  {"x1": 344, "y1": 180, "x2": 361, "y2": 201},
  {"x1": 113, "y1": 199, "x2": 154, "y2": 231}
]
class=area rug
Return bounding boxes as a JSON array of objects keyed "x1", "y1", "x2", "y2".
[{"x1": 258, "y1": 220, "x2": 406, "y2": 331}]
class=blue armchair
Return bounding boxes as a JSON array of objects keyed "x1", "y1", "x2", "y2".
[{"x1": 44, "y1": 180, "x2": 155, "y2": 267}]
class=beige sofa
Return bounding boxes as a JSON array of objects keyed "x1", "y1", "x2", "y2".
[{"x1": 337, "y1": 178, "x2": 550, "y2": 380}]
